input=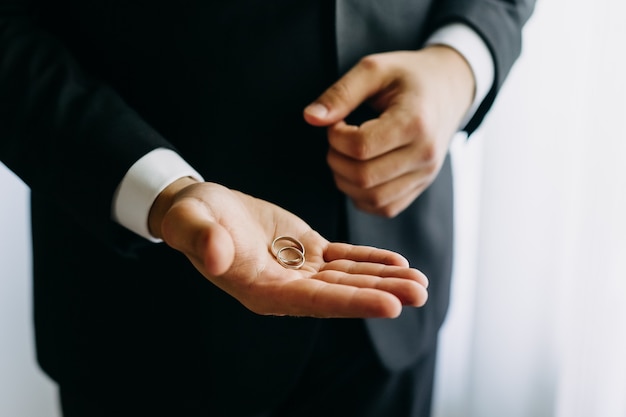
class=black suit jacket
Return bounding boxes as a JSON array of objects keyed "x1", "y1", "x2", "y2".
[{"x1": 0, "y1": 0, "x2": 534, "y2": 414}]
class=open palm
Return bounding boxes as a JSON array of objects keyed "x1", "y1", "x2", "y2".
[{"x1": 158, "y1": 182, "x2": 429, "y2": 318}]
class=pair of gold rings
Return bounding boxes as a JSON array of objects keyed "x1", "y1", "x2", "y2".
[{"x1": 271, "y1": 235, "x2": 305, "y2": 269}]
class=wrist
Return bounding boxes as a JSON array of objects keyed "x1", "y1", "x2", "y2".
[
  {"x1": 424, "y1": 23, "x2": 495, "y2": 128},
  {"x1": 148, "y1": 176, "x2": 200, "y2": 239},
  {"x1": 423, "y1": 44, "x2": 475, "y2": 119}
]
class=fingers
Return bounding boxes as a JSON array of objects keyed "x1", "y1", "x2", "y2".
[
  {"x1": 155, "y1": 183, "x2": 430, "y2": 319},
  {"x1": 237, "y1": 241, "x2": 430, "y2": 318},
  {"x1": 315, "y1": 267, "x2": 429, "y2": 307},
  {"x1": 323, "y1": 101, "x2": 444, "y2": 217},
  {"x1": 327, "y1": 105, "x2": 425, "y2": 160},
  {"x1": 246, "y1": 261, "x2": 427, "y2": 318},
  {"x1": 323, "y1": 242, "x2": 409, "y2": 267},
  {"x1": 161, "y1": 199, "x2": 235, "y2": 277},
  {"x1": 320, "y1": 254, "x2": 428, "y2": 286},
  {"x1": 320, "y1": 244, "x2": 429, "y2": 306},
  {"x1": 348, "y1": 186, "x2": 424, "y2": 218},
  {"x1": 303, "y1": 55, "x2": 389, "y2": 126},
  {"x1": 251, "y1": 277, "x2": 404, "y2": 318},
  {"x1": 331, "y1": 167, "x2": 429, "y2": 217}
]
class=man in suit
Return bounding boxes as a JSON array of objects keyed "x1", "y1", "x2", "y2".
[{"x1": 0, "y1": 0, "x2": 535, "y2": 416}]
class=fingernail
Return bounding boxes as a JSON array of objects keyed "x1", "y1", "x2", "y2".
[{"x1": 304, "y1": 102, "x2": 328, "y2": 119}]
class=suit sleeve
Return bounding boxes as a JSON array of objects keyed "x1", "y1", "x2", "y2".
[
  {"x1": 0, "y1": 1, "x2": 174, "y2": 253},
  {"x1": 424, "y1": 0, "x2": 537, "y2": 134}
]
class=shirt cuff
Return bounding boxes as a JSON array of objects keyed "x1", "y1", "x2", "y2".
[
  {"x1": 112, "y1": 148, "x2": 204, "y2": 242},
  {"x1": 425, "y1": 23, "x2": 495, "y2": 128}
]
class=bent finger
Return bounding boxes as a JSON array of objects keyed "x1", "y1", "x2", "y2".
[{"x1": 304, "y1": 55, "x2": 390, "y2": 126}]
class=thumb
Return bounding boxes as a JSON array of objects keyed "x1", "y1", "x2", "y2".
[
  {"x1": 161, "y1": 200, "x2": 235, "y2": 277},
  {"x1": 303, "y1": 56, "x2": 385, "y2": 126},
  {"x1": 198, "y1": 221, "x2": 235, "y2": 277}
]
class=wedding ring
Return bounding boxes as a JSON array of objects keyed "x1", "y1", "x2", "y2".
[
  {"x1": 271, "y1": 235, "x2": 306, "y2": 269},
  {"x1": 271, "y1": 235, "x2": 305, "y2": 257},
  {"x1": 276, "y1": 246, "x2": 305, "y2": 269}
]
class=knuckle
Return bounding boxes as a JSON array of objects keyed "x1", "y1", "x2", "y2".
[
  {"x1": 350, "y1": 140, "x2": 373, "y2": 161},
  {"x1": 353, "y1": 167, "x2": 377, "y2": 188},
  {"x1": 380, "y1": 194, "x2": 416, "y2": 219},
  {"x1": 362, "y1": 204, "x2": 395, "y2": 219},
  {"x1": 404, "y1": 114, "x2": 439, "y2": 166},
  {"x1": 419, "y1": 143, "x2": 437, "y2": 165},
  {"x1": 361, "y1": 193, "x2": 382, "y2": 209},
  {"x1": 423, "y1": 161, "x2": 439, "y2": 178},
  {"x1": 417, "y1": 143, "x2": 443, "y2": 180},
  {"x1": 405, "y1": 111, "x2": 429, "y2": 139},
  {"x1": 354, "y1": 190, "x2": 392, "y2": 215},
  {"x1": 352, "y1": 199, "x2": 376, "y2": 215},
  {"x1": 359, "y1": 54, "x2": 384, "y2": 73},
  {"x1": 355, "y1": 201, "x2": 399, "y2": 220},
  {"x1": 379, "y1": 205, "x2": 400, "y2": 219}
]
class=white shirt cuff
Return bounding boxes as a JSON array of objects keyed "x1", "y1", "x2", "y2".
[
  {"x1": 112, "y1": 148, "x2": 204, "y2": 242},
  {"x1": 425, "y1": 23, "x2": 495, "y2": 128}
]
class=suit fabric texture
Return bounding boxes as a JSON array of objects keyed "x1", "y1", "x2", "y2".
[{"x1": 0, "y1": 0, "x2": 535, "y2": 415}]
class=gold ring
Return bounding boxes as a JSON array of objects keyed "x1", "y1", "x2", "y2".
[
  {"x1": 276, "y1": 246, "x2": 305, "y2": 269},
  {"x1": 271, "y1": 235, "x2": 306, "y2": 269},
  {"x1": 271, "y1": 235, "x2": 305, "y2": 257}
]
